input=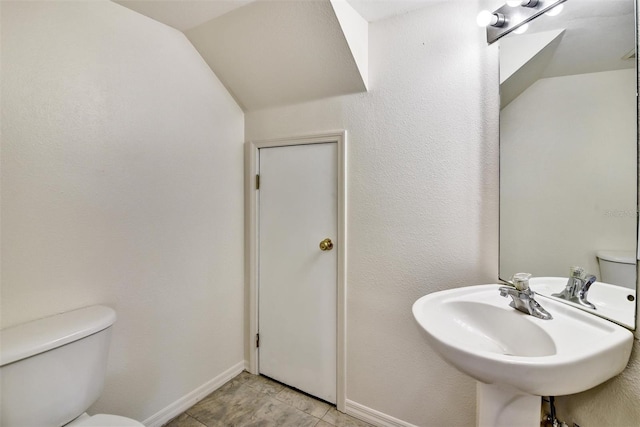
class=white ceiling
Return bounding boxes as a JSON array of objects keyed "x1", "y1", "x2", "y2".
[{"x1": 113, "y1": 0, "x2": 445, "y2": 31}]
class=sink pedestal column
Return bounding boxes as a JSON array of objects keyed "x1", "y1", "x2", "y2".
[{"x1": 476, "y1": 383, "x2": 541, "y2": 427}]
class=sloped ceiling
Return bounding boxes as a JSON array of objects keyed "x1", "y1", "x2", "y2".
[
  {"x1": 114, "y1": 0, "x2": 445, "y2": 31},
  {"x1": 185, "y1": 0, "x2": 367, "y2": 111},
  {"x1": 113, "y1": 0, "x2": 255, "y2": 31},
  {"x1": 112, "y1": 0, "x2": 448, "y2": 111},
  {"x1": 500, "y1": 29, "x2": 564, "y2": 108}
]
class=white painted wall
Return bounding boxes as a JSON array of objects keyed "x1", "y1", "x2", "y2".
[
  {"x1": 0, "y1": 1, "x2": 245, "y2": 422},
  {"x1": 555, "y1": 339, "x2": 640, "y2": 426},
  {"x1": 246, "y1": 2, "x2": 499, "y2": 425},
  {"x1": 500, "y1": 69, "x2": 637, "y2": 280}
]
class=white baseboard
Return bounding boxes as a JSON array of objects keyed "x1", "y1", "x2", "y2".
[
  {"x1": 345, "y1": 399, "x2": 419, "y2": 427},
  {"x1": 142, "y1": 360, "x2": 245, "y2": 427},
  {"x1": 141, "y1": 363, "x2": 415, "y2": 427}
]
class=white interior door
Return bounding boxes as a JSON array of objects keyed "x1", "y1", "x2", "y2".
[{"x1": 258, "y1": 142, "x2": 337, "y2": 403}]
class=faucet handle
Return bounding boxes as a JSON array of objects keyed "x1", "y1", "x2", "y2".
[
  {"x1": 511, "y1": 272, "x2": 532, "y2": 291},
  {"x1": 569, "y1": 266, "x2": 585, "y2": 279}
]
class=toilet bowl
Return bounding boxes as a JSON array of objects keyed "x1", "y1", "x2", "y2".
[
  {"x1": 0, "y1": 306, "x2": 144, "y2": 427},
  {"x1": 596, "y1": 250, "x2": 637, "y2": 290}
]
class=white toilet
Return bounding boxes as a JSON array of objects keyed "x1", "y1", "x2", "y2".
[
  {"x1": 0, "y1": 305, "x2": 144, "y2": 427},
  {"x1": 596, "y1": 250, "x2": 637, "y2": 290}
]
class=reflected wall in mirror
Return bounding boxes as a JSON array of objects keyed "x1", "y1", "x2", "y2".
[{"x1": 499, "y1": 0, "x2": 637, "y2": 328}]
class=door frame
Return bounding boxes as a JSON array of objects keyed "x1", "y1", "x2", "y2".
[{"x1": 245, "y1": 131, "x2": 347, "y2": 411}]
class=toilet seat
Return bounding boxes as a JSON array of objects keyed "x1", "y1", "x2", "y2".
[{"x1": 67, "y1": 414, "x2": 144, "y2": 427}]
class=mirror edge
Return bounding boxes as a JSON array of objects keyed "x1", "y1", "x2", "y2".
[{"x1": 635, "y1": 0, "x2": 639, "y2": 338}]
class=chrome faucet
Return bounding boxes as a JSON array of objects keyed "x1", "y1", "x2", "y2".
[
  {"x1": 499, "y1": 273, "x2": 553, "y2": 320},
  {"x1": 552, "y1": 266, "x2": 596, "y2": 309}
]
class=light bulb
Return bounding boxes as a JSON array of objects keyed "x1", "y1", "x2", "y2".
[
  {"x1": 506, "y1": 0, "x2": 521, "y2": 6},
  {"x1": 476, "y1": 10, "x2": 506, "y2": 27},
  {"x1": 476, "y1": 10, "x2": 494, "y2": 27},
  {"x1": 545, "y1": 4, "x2": 564, "y2": 16},
  {"x1": 513, "y1": 23, "x2": 529, "y2": 34}
]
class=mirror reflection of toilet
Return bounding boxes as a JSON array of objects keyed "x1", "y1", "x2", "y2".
[
  {"x1": 0, "y1": 306, "x2": 143, "y2": 427},
  {"x1": 596, "y1": 250, "x2": 637, "y2": 290}
]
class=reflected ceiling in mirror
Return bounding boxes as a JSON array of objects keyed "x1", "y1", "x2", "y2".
[{"x1": 498, "y1": 0, "x2": 637, "y2": 328}]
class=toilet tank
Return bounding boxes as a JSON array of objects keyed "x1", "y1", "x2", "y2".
[
  {"x1": 0, "y1": 306, "x2": 117, "y2": 427},
  {"x1": 596, "y1": 250, "x2": 637, "y2": 290}
]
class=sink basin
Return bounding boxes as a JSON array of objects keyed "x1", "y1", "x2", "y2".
[
  {"x1": 412, "y1": 284, "x2": 633, "y2": 397},
  {"x1": 529, "y1": 277, "x2": 636, "y2": 329}
]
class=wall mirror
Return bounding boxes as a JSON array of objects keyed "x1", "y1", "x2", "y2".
[{"x1": 499, "y1": 0, "x2": 638, "y2": 329}]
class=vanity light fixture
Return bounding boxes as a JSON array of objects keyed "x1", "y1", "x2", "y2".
[{"x1": 479, "y1": 0, "x2": 567, "y2": 44}]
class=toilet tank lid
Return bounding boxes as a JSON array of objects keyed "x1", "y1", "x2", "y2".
[
  {"x1": 0, "y1": 305, "x2": 116, "y2": 367},
  {"x1": 596, "y1": 250, "x2": 637, "y2": 264}
]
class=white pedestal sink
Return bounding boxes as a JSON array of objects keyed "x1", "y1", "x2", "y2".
[{"x1": 412, "y1": 285, "x2": 634, "y2": 427}]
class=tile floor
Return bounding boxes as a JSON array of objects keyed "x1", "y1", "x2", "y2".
[{"x1": 164, "y1": 371, "x2": 373, "y2": 427}]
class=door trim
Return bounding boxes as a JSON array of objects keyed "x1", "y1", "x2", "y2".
[{"x1": 245, "y1": 131, "x2": 347, "y2": 411}]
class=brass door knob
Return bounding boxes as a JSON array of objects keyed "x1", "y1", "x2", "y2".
[{"x1": 319, "y1": 238, "x2": 334, "y2": 251}]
